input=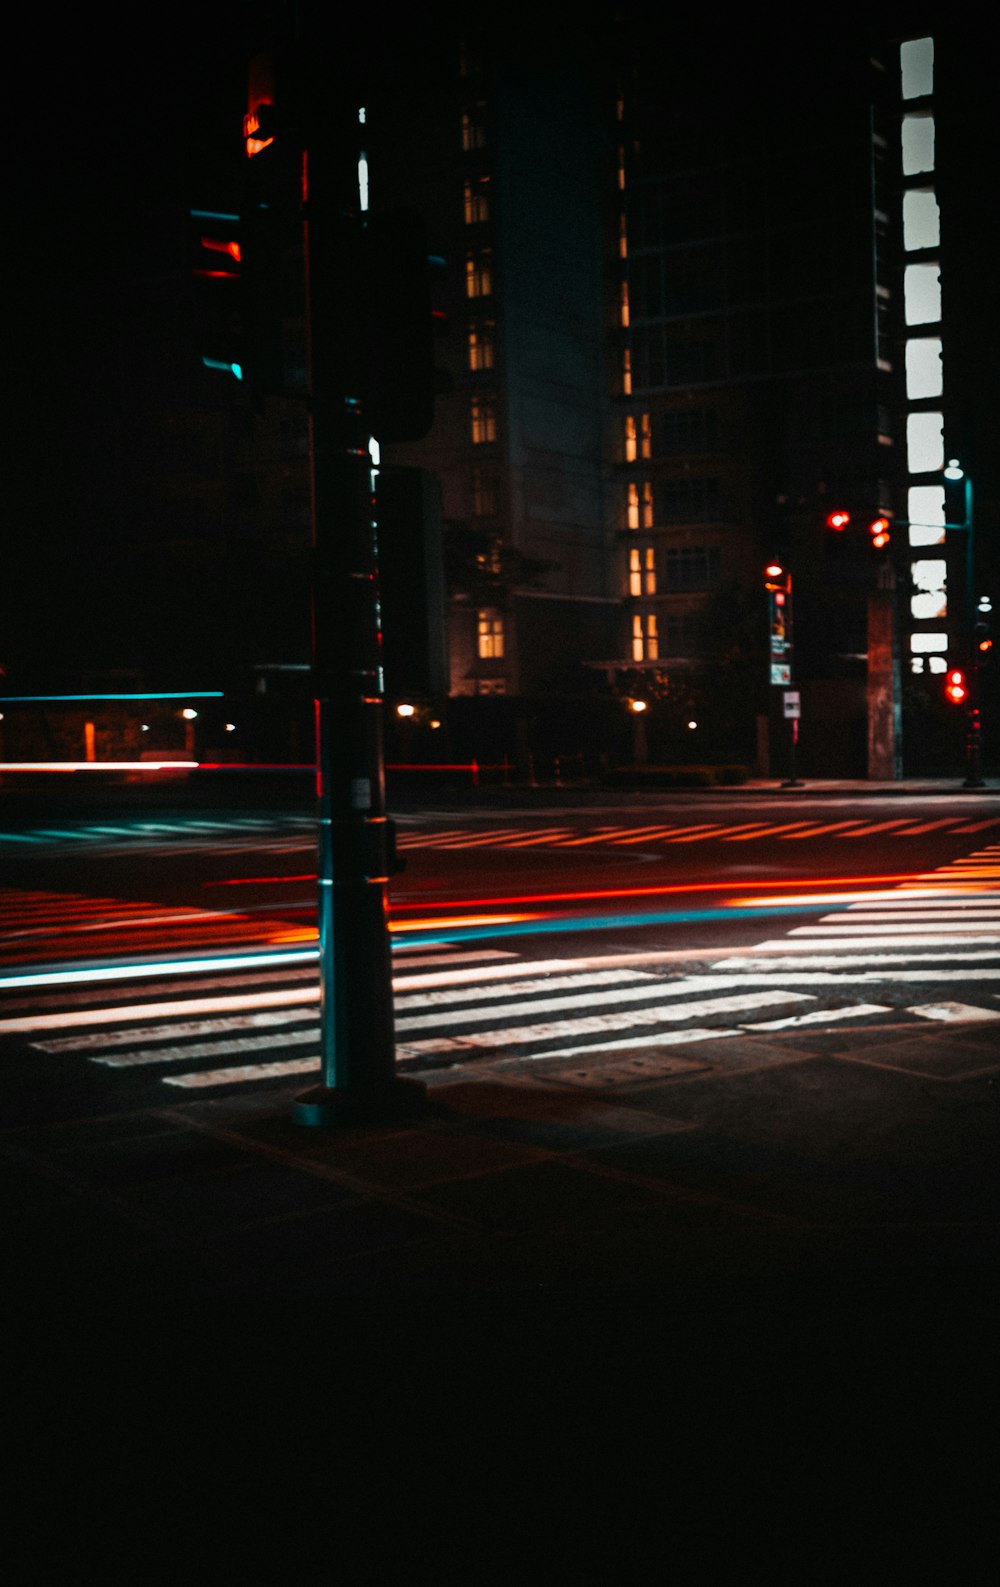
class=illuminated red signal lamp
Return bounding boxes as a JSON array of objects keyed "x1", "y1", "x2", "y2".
[
  {"x1": 826, "y1": 510, "x2": 850, "y2": 530},
  {"x1": 869, "y1": 516, "x2": 892, "y2": 549},
  {"x1": 945, "y1": 669, "x2": 968, "y2": 705}
]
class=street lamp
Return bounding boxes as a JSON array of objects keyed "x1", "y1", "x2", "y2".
[
  {"x1": 943, "y1": 460, "x2": 985, "y2": 788},
  {"x1": 628, "y1": 697, "x2": 648, "y2": 766}
]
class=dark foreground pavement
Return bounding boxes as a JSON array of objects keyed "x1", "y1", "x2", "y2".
[{"x1": 3, "y1": 1010, "x2": 998, "y2": 1322}]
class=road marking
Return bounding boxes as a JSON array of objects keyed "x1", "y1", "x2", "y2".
[
  {"x1": 836, "y1": 819, "x2": 910, "y2": 836},
  {"x1": 393, "y1": 968, "x2": 657, "y2": 1012},
  {"x1": 720, "y1": 822, "x2": 817, "y2": 841},
  {"x1": 395, "y1": 990, "x2": 814, "y2": 1058},
  {"x1": 94, "y1": 1028, "x2": 320, "y2": 1067},
  {"x1": 554, "y1": 826, "x2": 642, "y2": 846},
  {"x1": 745, "y1": 1004, "x2": 891, "y2": 1030},
  {"x1": 393, "y1": 974, "x2": 748, "y2": 1033},
  {"x1": 609, "y1": 824, "x2": 716, "y2": 845},
  {"x1": 776, "y1": 821, "x2": 868, "y2": 839},
  {"x1": 164, "y1": 1056, "x2": 320, "y2": 1088},
  {"x1": 908, "y1": 1001, "x2": 1000, "y2": 1022},
  {"x1": 795, "y1": 919, "x2": 1000, "y2": 934},
  {"x1": 494, "y1": 828, "x2": 579, "y2": 847},
  {"x1": 526, "y1": 1028, "x2": 743, "y2": 1059}
]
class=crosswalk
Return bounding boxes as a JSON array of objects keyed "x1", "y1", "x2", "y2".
[
  {"x1": 5, "y1": 845, "x2": 1000, "y2": 1093},
  {"x1": 2, "y1": 811, "x2": 998, "y2": 856},
  {"x1": 394, "y1": 815, "x2": 1000, "y2": 851},
  {"x1": 0, "y1": 813, "x2": 316, "y2": 856}
]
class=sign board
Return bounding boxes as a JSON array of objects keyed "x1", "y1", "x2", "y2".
[
  {"x1": 770, "y1": 663, "x2": 791, "y2": 686},
  {"x1": 783, "y1": 690, "x2": 801, "y2": 718}
]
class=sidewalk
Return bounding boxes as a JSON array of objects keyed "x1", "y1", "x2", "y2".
[{"x1": 4, "y1": 1005, "x2": 998, "y2": 1312}]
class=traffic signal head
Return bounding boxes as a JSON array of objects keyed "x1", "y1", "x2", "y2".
[
  {"x1": 869, "y1": 516, "x2": 892, "y2": 549},
  {"x1": 826, "y1": 510, "x2": 850, "y2": 530},
  {"x1": 945, "y1": 668, "x2": 968, "y2": 704},
  {"x1": 189, "y1": 210, "x2": 244, "y2": 381}
]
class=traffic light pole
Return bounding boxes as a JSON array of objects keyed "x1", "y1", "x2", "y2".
[{"x1": 292, "y1": 143, "x2": 427, "y2": 1128}]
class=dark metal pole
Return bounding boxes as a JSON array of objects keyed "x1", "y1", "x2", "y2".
[{"x1": 292, "y1": 136, "x2": 426, "y2": 1128}]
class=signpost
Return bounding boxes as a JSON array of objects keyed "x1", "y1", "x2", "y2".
[{"x1": 765, "y1": 563, "x2": 804, "y2": 786}]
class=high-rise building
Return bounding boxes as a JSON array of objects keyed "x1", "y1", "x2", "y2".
[{"x1": 364, "y1": 13, "x2": 991, "y2": 776}]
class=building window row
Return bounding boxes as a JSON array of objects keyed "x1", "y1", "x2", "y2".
[
  {"x1": 623, "y1": 546, "x2": 720, "y2": 595},
  {"x1": 621, "y1": 475, "x2": 722, "y2": 527}
]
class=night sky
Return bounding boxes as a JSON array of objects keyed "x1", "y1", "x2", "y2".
[{"x1": 3, "y1": 6, "x2": 996, "y2": 691}]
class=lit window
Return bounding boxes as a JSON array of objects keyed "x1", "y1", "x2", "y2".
[
  {"x1": 627, "y1": 482, "x2": 640, "y2": 530},
  {"x1": 644, "y1": 546, "x2": 656, "y2": 594},
  {"x1": 639, "y1": 413, "x2": 651, "y2": 458},
  {"x1": 641, "y1": 482, "x2": 653, "y2": 528},
  {"x1": 617, "y1": 147, "x2": 626, "y2": 191},
  {"x1": 910, "y1": 631, "x2": 947, "y2": 653},
  {"x1": 905, "y1": 336, "x2": 943, "y2": 399},
  {"x1": 907, "y1": 485, "x2": 946, "y2": 546},
  {"x1": 477, "y1": 609, "x2": 504, "y2": 658},
  {"x1": 471, "y1": 396, "x2": 496, "y2": 444},
  {"x1": 461, "y1": 107, "x2": 487, "y2": 151},
  {"x1": 904, "y1": 261, "x2": 941, "y2": 324},
  {"x1": 466, "y1": 251, "x2": 492, "y2": 299},
  {"x1": 622, "y1": 348, "x2": 632, "y2": 394},
  {"x1": 907, "y1": 410, "x2": 944, "y2": 474},
  {"x1": 910, "y1": 559, "x2": 947, "y2": 621},
  {"x1": 620, "y1": 282, "x2": 630, "y2": 328},
  {"x1": 629, "y1": 546, "x2": 656, "y2": 596},
  {"x1": 619, "y1": 215, "x2": 628, "y2": 260},
  {"x1": 468, "y1": 322, "x2": 495, "y2": 371},
  {"x1": 631, "y1": 612, "x2": 658, "y2": 661},
  {"x1": 900, "y1": 37, "x2": 934, "y2": 100},
  {"x1": 463, "y1": 176, "x2": 491, "y2": 224},
  {"x1": 624, "y1": 416, "x2": 637, "y2": 462},
  {"x1": 903, "y1": 188, "x2": 940, "y2": 250},
  {"x1": 901, "y1": 112, "x2": 934, "y2": 175}
]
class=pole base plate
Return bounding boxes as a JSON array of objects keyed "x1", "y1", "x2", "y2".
[{"x1": 292, "y1": 1076, "x2": 429, "y2": 1129}]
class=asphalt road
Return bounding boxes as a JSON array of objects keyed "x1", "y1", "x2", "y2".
[{"x1": 4, "y1": 783, "x2": 1000, "y2": 1117}]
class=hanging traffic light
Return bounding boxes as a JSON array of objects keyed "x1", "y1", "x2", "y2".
[
  {"x1": 945, "y1": 668, "x2": 968, "y2": 705},
  {"x1": 826, "y1": 510, "x2": 850, "y2": 531}
]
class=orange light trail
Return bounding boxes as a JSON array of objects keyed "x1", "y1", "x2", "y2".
[{"x1": 205, "y1": 871, "x2": 927, "y2": 903}]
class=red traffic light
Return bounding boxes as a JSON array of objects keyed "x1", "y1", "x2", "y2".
[
  {"x1": 826, "y1": 510, "x2": 850, "y2": 531},
  {"x1": 945, "y1": 669, "x2": 968, "y2": 705},
  {"x1": 869, "y1": 516, "x2": 892, "y2": 549}
]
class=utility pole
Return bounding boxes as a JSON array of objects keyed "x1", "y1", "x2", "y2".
[
  {"x1": 230, "y1": 51, "x2": 437, "y2": 1124},
  {"x1": 290, "y1": 106, "x2": 436, "y2": 1127}
]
